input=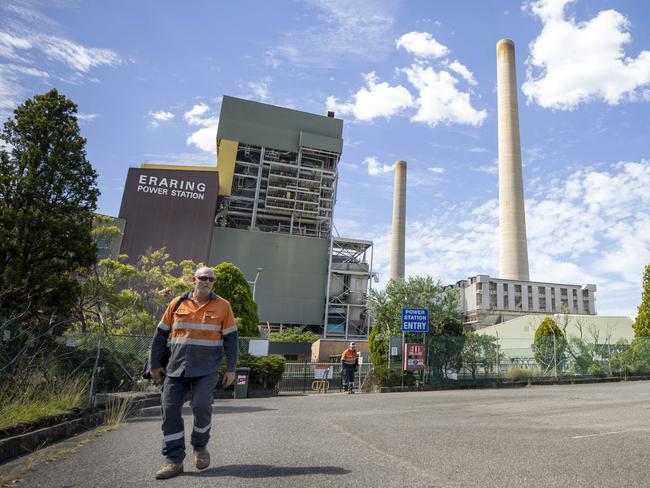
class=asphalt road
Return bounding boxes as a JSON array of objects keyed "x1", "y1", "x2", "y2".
[{"x1": 3, "y1": 381, "x2": 650, "y2": 487}]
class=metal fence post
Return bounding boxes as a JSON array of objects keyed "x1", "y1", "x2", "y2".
[{"x1": 89, "y1": 335, "x2": 103, "y2": 405}]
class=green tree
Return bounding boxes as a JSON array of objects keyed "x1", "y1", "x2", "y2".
[
  {"x1": 367, "y1": 276, "x2": 463, "y2": 381},
  {"x1": 534, "y1": 317, "x2": 566, "y2": 375},
  {"x1": 461, "y1": 333, "x2": 499, "y2": 379},
  {"x1": 0, "y1": 89, "x2": 99, "y2": 328},
  {"x1": 269, "y1": 327, "x2": 319, "y2": 343},
  {"x1": 74, "y1": 245, "x2": 198, "y2": 335},
  {"x1": 633, "y1": 264, "x2": 650, "y2": 336},
  {"x1": 213, "y1": 262, "x2": 260, "y2": 337}
]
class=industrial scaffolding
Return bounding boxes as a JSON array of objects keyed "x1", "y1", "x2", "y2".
[
  {"x1": 218, "y1": 143, "x2": 339, "y2": 239},
  {"x1": 324, "y1": 237, "x2": 374, "y2": 339}
]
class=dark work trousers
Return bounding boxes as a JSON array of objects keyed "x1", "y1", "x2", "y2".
[
  {"x1": 160, "y1": 372, "x2": 219, "y2": 464},
  {"x1": 342, "y1": 365, "x2": 356, "y2": 391}
]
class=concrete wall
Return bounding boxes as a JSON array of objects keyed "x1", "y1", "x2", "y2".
[{"x1": 209, "y1": 227, "x2": 329, "y2": 326}]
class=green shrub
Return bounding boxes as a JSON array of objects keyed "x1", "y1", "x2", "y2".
[
  {"x1": 371, "y1": 364, "x2": 416, "y2": 387},
  {"x1": 268, "y1": 327, "x2": 320, "y2": 343},
  {"x1": 368, "y1": 324, "x2": 387, "y2": 368},
  {"x1": 508, "y1": 368, "x2": 541, "y2": 380},
  {"x1": 213, "y1": 262, "x2": 260, "y2": 337},
  {"x1": 229, "y1": 353, "x2": 286, "y2": 390},
  {"x1": 534, "y1": 317, "x2": 567, "y2": 373}
]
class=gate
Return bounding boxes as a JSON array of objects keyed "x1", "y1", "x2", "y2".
[{"x1": 277, "y1": 361, "x2": 372, "y2": 394}]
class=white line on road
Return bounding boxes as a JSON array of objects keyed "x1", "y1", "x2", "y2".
[{"x1": 572, "y1": 428, "x2": 650, "y2": 439}]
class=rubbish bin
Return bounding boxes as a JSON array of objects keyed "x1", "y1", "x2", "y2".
[{"x1": 233, "y1": 367, "x2": 251, "y2": 399}]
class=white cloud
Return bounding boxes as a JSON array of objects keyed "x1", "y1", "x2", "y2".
[
  {"x1": 448, "y1": 60, "x2": 477, "y2": 86},
  {"x1": 186, "y1": 126, "x2": 218, "y2": 153},
  {"x1": 365, "y1": 159, "x2": 650, "y2": 317},
  {"x1": 38, "y1": 35, "x2": 121, "y2": 72},
  {"x1": 77, "y1": 113, "x2": 97, "y2": 121},
  {"x1": 523, "y1": 0, "x2": 650, "y2": 109},
  {"x1": 150, "y1": 110, "x2": 174, "y2": 126},
  {"x1": 362, "y1": 156, "x2": 395, "y2": 176},
  {"x1": 402, "y1": 64, "x2": 487, "y2": 127},
  {"x1": 0, "y1": 25, "x2": 121, "y2": 117},
  {"x1": 396, "y1": 31, "x2": 449, "y2": 59},
  {"x1": 0, "y1": 63, "x2": 49, "y2": 113},
  {"x1": 152, "y1": 111, "x2": 174, "y2": 121},
  {"x1": 327, "y1": 72, "x2": 413, "y2": 121},
  {"x1": 184, "y1": 103, "x2": 212, "y2": 125},
  {"x1": 0, "y1": 32, "x2": 32, "y2": 60},
  {"x1": 247, "y1": 78, "x2": 271, "y2": 101},
  {"x1": 183, "y1": 103, "x2": 219, "y2": 153},
  {"x1": 427, "y1": 167, "x2": 445, "y2": 174},
  {"x1": 267, "y1": 0, "x2": 395, "y2": 68}
]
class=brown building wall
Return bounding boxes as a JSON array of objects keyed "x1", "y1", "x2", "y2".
[
  {"x1": 118, "y1": 168, "x2": 218, "y2": 264},
  {"x1": 311, "y1": 339, "x2": 369, "y2": 362}
]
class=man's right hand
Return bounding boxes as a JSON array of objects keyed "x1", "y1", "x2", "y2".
[{"x1": 150, "y1": 367, "x2": 166, "y2": 380}]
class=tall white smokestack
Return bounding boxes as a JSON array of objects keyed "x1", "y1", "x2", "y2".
[
  {"x1": 390, "y1": 160, "x2": 406, "y2": 281},
  {"x1": 497, "y1": 39, "x2": 530, "y2": 281}
]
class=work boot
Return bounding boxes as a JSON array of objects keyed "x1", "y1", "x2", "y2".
[
  {"x1": 155, "y1": 463, "x2": 184, "y2": 480},
  {"x1": 195, "y1": 448, "x2": 210, "y2": 470}
]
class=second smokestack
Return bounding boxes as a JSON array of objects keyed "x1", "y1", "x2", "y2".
[
  {"x1": 497, "y1": 39, "x2": 530, "y2": 281},
  {"x1": 390, "y1": 160, "x2": 407, "y2": 281}
]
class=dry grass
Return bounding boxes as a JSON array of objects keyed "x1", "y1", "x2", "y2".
[
  {"x1": 98, "y1": 396, "x2": 132, "y2": 433},
  {"x1": 508, "y1": 368, "x2": 543, "y2": 380},
  {"x1": 0, "y1": 374, "x2": 88, "y2": 430}
]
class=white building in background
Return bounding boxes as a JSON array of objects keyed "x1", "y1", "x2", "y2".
[{"x1": 454, "y1": 274, "x2": 597, "y2": 331}]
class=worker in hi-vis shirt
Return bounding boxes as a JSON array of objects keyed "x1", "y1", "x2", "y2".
[
  {"x1": 340, "y1": 342, "x2": 359, "y2": 394},
  {"x1": 148, "y1": 266, "x2": 238, "y2": 480}
]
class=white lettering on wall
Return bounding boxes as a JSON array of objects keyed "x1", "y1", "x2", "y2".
[{"x1": 136, "y1": 173, "x2": 210, "y2": 201}]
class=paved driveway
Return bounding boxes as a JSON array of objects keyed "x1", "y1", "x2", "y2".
[{"x1": 3, "y1": 381, "x2": 650, "y2": 487}]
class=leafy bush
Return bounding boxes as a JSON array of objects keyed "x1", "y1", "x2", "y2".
[
  {"x1": 269, "y1": 327, "x2": 320, "y2": 343},
  {"x1": 213, "y1": 263, "x2": 260, "y2": 337},
  {"x1": 534, "y1": 317, "x2": 567, "y2": 374},
  {"x1": 633, "y1": 264, "x2": 650, "y2": 337},
  {"x1": 229, "y1": 353, "x2": 286, "y2": 390},
  {"x1": 368, "y1": 324, "x2": 387, "y2": 368},
  {"x1": 507, "y1": 368, "x2": 542, "y2": 380},
  {"x1": 371, "y1": 364, "x2": 416, "y2": 387}
]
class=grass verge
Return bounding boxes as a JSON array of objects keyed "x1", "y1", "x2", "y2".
[{"x1": 0, "y1": 374, "x2": 89, "y2": 431}]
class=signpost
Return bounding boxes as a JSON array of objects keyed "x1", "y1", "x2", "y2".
[
  {"x1": 403, "y1": 343, "x2": 425, "y2": 371},
  {"x1": 401, "y1": 308, "x2": 429, "y2": 384},
  {"x1": 401, "y1": 308, "x2": 429, "y2": 332}
]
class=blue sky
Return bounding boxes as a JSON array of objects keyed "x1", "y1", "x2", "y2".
[{"x1": 1, "y1": 0, "x2": 649, "y2": 318}]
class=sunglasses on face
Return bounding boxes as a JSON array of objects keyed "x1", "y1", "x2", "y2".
[{"x1": 196, "y1": 276, "x2": 215, "y2": 282}]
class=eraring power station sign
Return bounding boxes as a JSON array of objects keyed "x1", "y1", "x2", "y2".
[
  {"x1": 119, "y1": 168, "x2": 219, "y2": 265},
  {"x1": 136, "y1": 174, "x2": 207, "y2": 200}
]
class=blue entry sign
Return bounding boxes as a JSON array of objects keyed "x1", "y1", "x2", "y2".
[{"x1": 401, "y1": 308, "x2": 429, "y2": 332}]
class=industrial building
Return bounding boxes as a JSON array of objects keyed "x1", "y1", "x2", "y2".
[
  {"x1": 117, "y1": 96, "x2": 372, "y2": 338},
  {"x1": 455, "y1": 274, "x2": 597, "y2": 330},
  {"x1": 475, "y1": 314, "x2": 633, "y2": 360}
]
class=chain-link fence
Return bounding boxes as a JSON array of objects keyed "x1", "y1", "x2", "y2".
[
  {"x1": 0, "y1": 322, "x2": 255, "y2": 404},
  {"x1": 375, "y1": 334, "x2": 643, "y2": 386}
]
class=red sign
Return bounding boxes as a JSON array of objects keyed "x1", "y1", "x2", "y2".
[{"x1": 403, "y1": 343, "x2": 425, "y2": 371}]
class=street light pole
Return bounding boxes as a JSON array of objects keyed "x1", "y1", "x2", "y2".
[{"x1": 248, "y1": 267, "x2": 263, "y2": 300}]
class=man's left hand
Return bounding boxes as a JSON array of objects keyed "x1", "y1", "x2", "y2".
[{"x1": 222, "y1": 371, "x2": 235, "y2": 387}]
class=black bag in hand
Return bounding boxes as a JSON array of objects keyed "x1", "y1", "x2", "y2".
[
  {"x1": 142, "y1": 293, "x2": 189, "y2": 380},
  {"x1": 142, "y1": 346, "x2": 170, "y2": 380}
]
